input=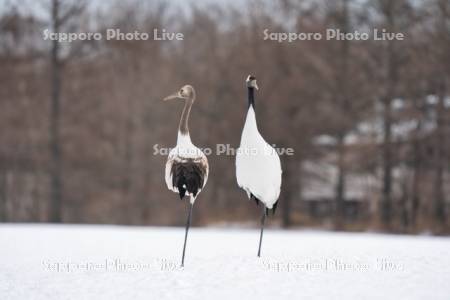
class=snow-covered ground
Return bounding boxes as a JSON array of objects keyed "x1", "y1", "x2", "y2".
[{"x1": 0, "y1": 224, "x2": 449, "y2": 300}]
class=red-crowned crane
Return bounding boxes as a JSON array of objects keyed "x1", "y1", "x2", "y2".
[
  {"x1": 164, "y1": 85, "x2": 209, "y2": 267},
  {"x1": 236, "y1": 75, "x2": 282, "y2": 257}
]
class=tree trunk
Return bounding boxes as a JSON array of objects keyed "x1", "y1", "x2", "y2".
[
  {"x1": 334, "y1": 0, "x2": 349, "y2": 231},
  {"x1": 433, "y1": 81, "x2": 446, "y2": 226},
  {"x1": 281, "y1": 158, "x2": 293, "y2": 228},
  {"x1": 0, "y1": 171, "x2": 7, "y2": 222},
  {"x1": 49, "y1": 0, "x2": 63, "y2": 222},
  {"x1": 380, "y1": 4, "x2": 398, "y2": 228},
  {"x1": 399, "y1": 168, "x2": 409, "y2": 231},
  {"x1": 381, "y1": 95, "x2": 393, "y2": 227},
  {"x1": 410, "y1": 114, "x2": 423, "y2": 228},
  {"x1": 335, "y1": 134, "x2": 346, "y2": 230},
  {"x1": 432, "y1": 0, "x2": 449, "y2": 229}
]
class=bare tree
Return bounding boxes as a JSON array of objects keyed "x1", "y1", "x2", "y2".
[
  {"x1": 48, "y1": 0, "x2": 85, "y2": 222},
  {"x1": 370, "y1": 0, "x2": 413, "y2": 228},
  {"x1": 432, "y1": 0, "x2": 449, "y2": 228},
  {"x1": 48, "y1": 0, "x2": 62, "y2": 222}
]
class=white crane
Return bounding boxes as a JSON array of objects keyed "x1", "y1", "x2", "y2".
[
  {"x1": 164, "y1": 85, "x2": 209, "y2": 267},
  {"x1": 236, "y1": 75, "x2": 282, "y2": 257}
]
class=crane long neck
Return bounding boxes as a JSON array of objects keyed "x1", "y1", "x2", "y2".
[
  {"x1": 247, "y1": 87, "x2": 255, "y2": 109},
  {"x1": 179, "y1": 99, "x2": 193, "y2": 138}
]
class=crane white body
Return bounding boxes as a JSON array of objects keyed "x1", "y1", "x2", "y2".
[{"x1": 236, "y1": 107, "x2": 282, "y2": 209}]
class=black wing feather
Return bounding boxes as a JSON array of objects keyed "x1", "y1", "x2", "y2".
[{"x1": 171, "y1": 159, "x2": 206, "y2": 200}]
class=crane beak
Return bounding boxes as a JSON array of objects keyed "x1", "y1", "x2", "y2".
[{"x1": 164, "y1": 91, "x2": 181, "y2": 101}]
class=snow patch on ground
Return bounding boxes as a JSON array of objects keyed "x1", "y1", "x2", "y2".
[{"x1": 0, "y1": 224, "x2": 449, "y2": 300}]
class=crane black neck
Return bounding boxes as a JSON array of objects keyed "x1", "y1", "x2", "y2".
[{"x1": 247, "y1": 87, "x2": 255, "y2": 109}]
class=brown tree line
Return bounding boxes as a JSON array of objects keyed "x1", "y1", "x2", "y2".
[{"x1": 0, "y1": 0, "x2": 448, "y2": 233}]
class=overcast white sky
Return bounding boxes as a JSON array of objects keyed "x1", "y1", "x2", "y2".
[{"x1": 0, "y1": 0, "x2": 246, "y2": 20}]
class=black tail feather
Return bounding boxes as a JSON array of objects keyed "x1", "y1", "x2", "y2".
[
  {"x1": 249, "y1": 193, "x2": 278, "y2": 216},
  {"x1": 251, "y1": 194, "x2": 259, "y2": 206},
  {"x1": 272, "y1": 201, "x2": 278, "y2": 215},
  {"x1": 178, "y1": 186, "x2": 186, "y2": 200},
  {"x1": 172, "y1": 160, "x2": 205, "y2": 201}
]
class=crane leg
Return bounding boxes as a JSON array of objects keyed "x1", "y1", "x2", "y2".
[
  {"x1": 257, "y1": 205, "x2": 266, "y2": 257},
  {"x1": 181, "y1": 202, "x2": 193, "y2": 267}
]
